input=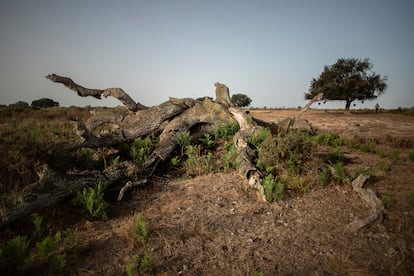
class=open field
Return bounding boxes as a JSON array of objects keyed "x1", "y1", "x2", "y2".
[{"x1": 1, "y1": 107, "x2": 413, "y2": 275}]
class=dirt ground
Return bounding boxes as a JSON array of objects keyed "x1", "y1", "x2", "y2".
[{"x1": 5, "y1": 109, "x2": 414, "y2": 275}]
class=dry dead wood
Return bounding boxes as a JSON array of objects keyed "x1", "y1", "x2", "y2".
[
  {"x1": 345, "y1": 174, "x2": 384, "y2": 232},
  {"x1": 1, "y1": 75, "x2": 323, "y2": 225},
  {"x1": 229, "y1": 107, "x2": 266, "y2": 201},
  {"x1": 46, "y1": 74, "x2": 147, "y2": 112}
]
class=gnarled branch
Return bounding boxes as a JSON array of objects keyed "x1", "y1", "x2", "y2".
[{"x1": 46, "y1": 73, "x2": 147, "y2": 112}]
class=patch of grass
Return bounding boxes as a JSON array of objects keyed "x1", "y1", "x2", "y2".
[
  {"x1": 376, "y1": 148, "x2": 386, "y2": 158},
  {"x1": 262, "y1": 174, "x2": 284, "y2": 202},
  {"x1": 331, "y1": 162, "x2": 347, "y2": 184},
  {"x1": 313, "y1": 133, "x2": 346, "y2": 147},
  {"x1": 319, "y1": 166, "x2": 332, "y2": 186},
  {"x1": 328, "y1": 148, "x2": 344, "y2": 164},
  {"x1": 378, "y1": 162, "x2": 390, "y2": 172},
  {"x1": 72, "y1": 182, "x2": 108, "y2": 220},
  {"x1": 352, "y1": 167, "x2": 378, "y2": 180},
  {"x1": 0, "y1": 235, "x2": 31, "y2": 273}
]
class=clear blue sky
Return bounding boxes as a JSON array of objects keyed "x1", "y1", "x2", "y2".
[{"x1": 1, "y1": 0, "x2": 413, "y2": 109}]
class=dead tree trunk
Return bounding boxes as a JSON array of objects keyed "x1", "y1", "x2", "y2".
[{"x1": 0, "y1": 75, "x2": 320, "y2": 226}]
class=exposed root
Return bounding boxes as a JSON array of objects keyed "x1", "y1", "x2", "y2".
[{"x1": 345, "y1": 174, "x2": 384, "y2": 232}]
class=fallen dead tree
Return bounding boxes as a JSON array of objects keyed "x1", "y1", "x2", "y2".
[{"x1": 0, "y1": 74, "x2": 323, "y2": 226}]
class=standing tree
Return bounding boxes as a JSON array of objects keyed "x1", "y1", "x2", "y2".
[
  {"x1": 231, "y1": 93, "x2": 252, "y2": 107},
  {"x1": 305, "y1": 58, "x2": 387, "y2": 110}
]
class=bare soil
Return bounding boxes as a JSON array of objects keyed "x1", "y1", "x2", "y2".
[{"x1": 4, "y1": 109, "x2": 414, "y2": 275}]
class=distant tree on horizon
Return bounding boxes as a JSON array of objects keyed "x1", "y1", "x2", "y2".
[
  {"x1": 231, "y1": 93, "x2": 252, "y2": 107},
  {"x1": 305, "y1": 58, "x2": 387, "y2": 110},
  {"x1": 31, "y1": 98, "x2": 59, "y2": 108}
]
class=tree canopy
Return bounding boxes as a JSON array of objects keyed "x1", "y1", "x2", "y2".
[
  {"x1": 231, "y1": 93, "x2": 252, "y2": 107},
  {"x1": 305, "y1": 58, "x2": 387, "y2": 110}
]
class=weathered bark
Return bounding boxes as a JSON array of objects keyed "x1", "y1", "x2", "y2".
[
  {"x1": 215, "y1": 82, "x2": 234, "y2": 107},
  {"x1": 229, "y1": 107, "x2": 266, "y2": 201},
  {"x1": 46, "y1": 74, "x2": 147, "y2": 112},
  {"x1": 345, "y1": 174, "x2": 384, "y2": 232}
]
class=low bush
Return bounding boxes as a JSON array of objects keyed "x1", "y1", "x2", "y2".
[{"x1": 72, "y1": 182, "x2": 108, "y2": 220}]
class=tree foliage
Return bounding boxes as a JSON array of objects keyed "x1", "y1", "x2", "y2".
[
  {"x1": 231, "y1": 93, "x2": 252, "y2": 107},
  {"x1": 305, "y1": 58, "x2": 387, "y2": 110},
  {"x1": 31, "y1": 98, "x2": 59, "y2": 108}
]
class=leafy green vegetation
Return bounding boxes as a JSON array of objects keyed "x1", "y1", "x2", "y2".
[
  {"x1": 0, "y1": 213, "x2": 83, "y2": 274},
  {"x1": 72, "y1": 182, "x2": 108, "y2": 220},
  {"x1": 128, "y1": 214, "x2": 154, "y2": 274},
  {"x1": 313, "y1": 133, "x2": 346, "y2": 147},
  {"x1": 0, "y1": 235, "x2": 31, "y2": 273},
  {"x1": 221, "y1": 141, "x2": 240, "y2": 173},
  {"x1": 130, "y1": 136, "x2": 153, "y2": 163},
  {"x1": 262, "y1": 174, "x2": 285, "y2": 202}
]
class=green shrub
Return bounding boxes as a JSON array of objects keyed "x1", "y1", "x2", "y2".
[
  {"x1": 36, "y1": 231, "x2": 61, "y2": 257},
  {"x1": 139, "y1": 254, "x2": 154, "y2": 272},
  {"x1": 247, "y1": 128, "x2": 271, "y2": 149},
  {"x1": 62, "y1": 228, "x2": 83, "y2": 254},
  {"x1": 0, "y1": 235, "x2": 31, "y2": 273},
  {"x1": 262, "y1": 174, "x2": 284, "y2": 202},
  {"x1": 328, "y1": 148, "x2": 344, "y2": 164},
  {"x1": 50, "y1": 254, "x2": 66, "y2": 272},
  {"x1": 221, "y1": 141, "x2": 239, "y2": 173},
  {"x1": 212, "y1": 122, "x2": 239, "y2": 141},
  {"x1": 130, "y1": 136, "x2": 153, "y2": 163},
  {"x1": 177, "y1": 130, "x2": 191, "y2": 155},
  {"x1": 378, "y1": 162, "x2": 390, "y2": 172},
  {"x1": 331, "y1": 162, "x2": 346, "y2": 184},
  {"x1": 184, "y1": 145, "x2": 201, "y2": 177},
  {"x1": 314, "y1": 133, "x2": 345, "y2": 146},
  {"x1": 134, "y1": 214, "x2": 149, "y2": 247},
  {"x1": 72, "y1": 182, "x2": 108, "y2": 220},
  {"x1": 126, "y1": 255, "x2": 138, "y2": 276},
  {"x1": 199, "y1": 133, "x2": 216, "y2": 149},
  {"x1": 376, "y1": 148, "x2": 386, "y2": 158},
  {"x1": 319, "y1": 166, "x2": 332, "y2": 186},
  {"x1": 204, "y1": 152, "x2": 214, "y2": 173}
]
